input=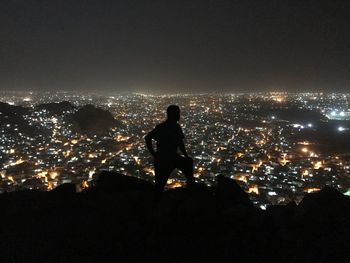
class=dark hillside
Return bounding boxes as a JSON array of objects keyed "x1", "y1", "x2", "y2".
[{"x1": 0, "y1": 172, "x2": 350, "y2": 262}]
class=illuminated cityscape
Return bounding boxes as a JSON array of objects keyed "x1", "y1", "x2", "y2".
[{"x1": 1, "y1": 91, "x2": 350, "y2": 208}]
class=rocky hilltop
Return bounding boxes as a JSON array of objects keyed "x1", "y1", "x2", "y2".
[
  {"x1": 71, "y1": 104, "x2": 119, "y2": 135},
  {"x1": 0, "y1": 102, "x2": 119, "y2": 137},
  {"x1": 0, "y1": 102, "x2": 45, "y2": 136},
  {"x1": 1, "y1": 172, "x2": 349, "y2": 262},
  {"x1": 35, "y1": 101, "x2": 76, "y2": 114}
]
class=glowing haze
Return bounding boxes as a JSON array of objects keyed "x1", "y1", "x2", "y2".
[{"x1": 1, "y1": 0, "x2": 350, "y2": 93}]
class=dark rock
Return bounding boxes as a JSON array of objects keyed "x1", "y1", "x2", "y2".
[
  {"x1": 0, "y1": 102, "x2": 29, "y2": 115},
  {"x1": 297, "y1": 186, "x2": 350, "y2": 222},
  {"x1": 35, "y1": 101, "x2": 75, "y2": 114},
  {"x1": 216, "y1": 174, "x2": 253, "y2": 209},
  {"x1": 71, "y1": 104, "x2": 119, "y2": 135},
  {"x1": 0, "y1": 172, "x2": 349, "y2": 262},
  {"x1": 93, "y1": 171, "x2": 154, "y2": 194},
  {"x1": 50, "y1": 183, "x2": 76, "y2": 195},
  {"x1": 0, "y1": 102, "x2": 44, "y2": 136}
]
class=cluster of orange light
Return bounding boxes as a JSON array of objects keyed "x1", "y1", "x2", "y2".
[
  {"x1": 81, "y1": 180, "x2": 89, "y2": 189},
  {"x1": 36, "y1": 171, "x2": 48, "y2": 182},
  {"x1": 115, "y1": 134, "x2": 130, "y2": 142},
  {"x1": 302, "y1": 170, "x2": 309, "y2": 177},
  {"x1": 88, "y1": 153, "x2": 98, "y2": 158},
  {"x1": 272, "y1": 96, "x2": 285, "y2": 103},
  {"x1": 167, "y1": 181, "x2": 184, "y2": 189},
  {"x1": 247, "y1": 185, "x2": 259, "y2": 195},
  {"x1": 88, "y1": 169, "x2": 96, "y2": 179},
  {"x1": 234, "y1": 174, "x2": 248, "y2": 183},
  {"x1": 143, "y1": 167, "x2": 155, "y2": 176},
  {"x1": 280, "y1": 154, "x2": 290, "y2": 166},
  {"x1": 234, "y1": 152, "x2": 244, "y2": 159},
  {"x1": 301, "y1": 147, "x2": 308, "y2": 153},
  {"x1": 15, "y1": 159, "x2": 25, "y2": 165},
  {"x1": 298, "y1": 141, "x2": 310, "y2": 145},
  {"x1": 7, "y1": 176, "x2": 15, "y2": 183},
  {"x1": 314, "y1": 161, "x2": 323, "y2": 169},
  {"x1": 251, "y1": 161, "x2": 263, "y2": 173},
  {"x1": 194, "y1": 167, "x2": 204, "y2": 178},
  {"x1": 133, "y1": 156, "x2": 141, "y2": 165},
  {"x1": 47, "y1": 182, "x2": 54, "y2": 190},
  {"x1": 304, "y1": 188, "x2": 321, "y2": 193},
  {"x1": 124, "y1": 144, "x2": 133, "y2": 151},
  {"x1": 256, "y1": 139, "x2": 266, "y2": 146},
  {"x1": 49, "y1": 171, "x2": 59, "y2": 180}
]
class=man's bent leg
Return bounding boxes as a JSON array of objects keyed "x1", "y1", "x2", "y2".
[
  {"x1": 175, "y1": 156, "x2": 195, "y2": 187},
  {"x1": 154, "y1": 158, "x2": 173, "y2": 200}
]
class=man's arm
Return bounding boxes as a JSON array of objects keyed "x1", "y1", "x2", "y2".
[
  {"x1": 145, "y1": 133, "x2": 156, "y2": 157},
  {"x1": 179, "y1": 139, "x2": 188, "y2": 158}
]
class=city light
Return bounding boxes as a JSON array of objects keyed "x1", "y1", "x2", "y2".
[
  {"x1": 301, "y1": 147, "x2": 308, "y2": 153},
  {"x1": 1, "y1": 91, "x2": 350, "y2": 207}
]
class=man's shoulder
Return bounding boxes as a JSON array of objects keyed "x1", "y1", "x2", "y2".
[
  {"x1": 150, "y1": 122, "x2": 168, "y2": 134},
  {"x1": 146, "y1": 123, "x2": 163, "y2": 138},
  {"x1": 155, "y1": 122, "x2": 167, "y2": 129}
]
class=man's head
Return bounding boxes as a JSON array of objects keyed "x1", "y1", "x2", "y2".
[{"x1": 167, "y1": 105, "x2": 180, "y2": 122}]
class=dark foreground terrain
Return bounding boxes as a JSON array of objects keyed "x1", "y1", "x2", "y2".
[{"x1": 1, "y1": 172, "x2": 350, "y2": 263}]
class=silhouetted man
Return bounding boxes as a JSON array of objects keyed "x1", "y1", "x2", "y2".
[{"x1": 145, "y1": 105, "x2": 195, "y2": 198}]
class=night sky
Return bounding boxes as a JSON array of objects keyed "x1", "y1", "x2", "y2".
[{"x1": 1, "y1": 0, "x2": 350, "y2": 93}]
